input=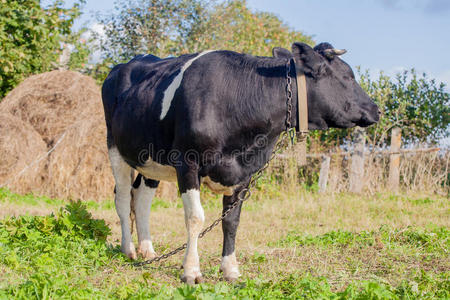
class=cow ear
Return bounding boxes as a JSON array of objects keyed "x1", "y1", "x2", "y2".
[
  {"x1": 291, "y1": 42, "x2": 322, "y2": 70},
  {"x1": 291, "y1": 42, "x2": 316, "y2": 59},
  {"x1": 272, "y1": 47, "x2": 292, "y2": 58}
]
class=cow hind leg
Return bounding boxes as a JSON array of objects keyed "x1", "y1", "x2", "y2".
[
  {"x1": 108, "y1": 147, "x2": 136, "y2": 260},
  {"x1": 177, "y1": 166, "x2": 204, "y2": 285},
  {"x1": 220, "y1": 188, "x2": 244, "y2": 282},
  {"x1": 132, "y1": 174, "x2": 159, "y2": 259}
]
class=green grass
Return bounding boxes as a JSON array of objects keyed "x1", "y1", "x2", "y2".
[
  {"x1": 274, "y1": 225, "x2": 449, "y2": 254},
  {"x1": 0, "y1": 188, "x2": 115, "y2": 211},
  {"x1": 0, "y1": 188, "x2": 449, "y2": 299},
  {"x1": 0, "y1": 203, "x2": 447, "y2": 299}
]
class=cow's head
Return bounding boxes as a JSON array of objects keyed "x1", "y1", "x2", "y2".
[{"x1": 273, "y1": 42, "x2": 380, "y2": 129}]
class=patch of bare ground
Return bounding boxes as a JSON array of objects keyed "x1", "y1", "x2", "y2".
[{"x1": 0, "y1": 203, "x2": 55, "y2": 218}]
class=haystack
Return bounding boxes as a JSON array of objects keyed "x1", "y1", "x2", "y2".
[
  {"x1": 46, "y1": 114, "x2": 113, "y2": 200},
  {"x1": 0, "y1": 112, "x2": 47, "y2": 193},
  {"x1": 0, "y1": 70, "x2": 100, "y2": 146},
  {"x1": 0, "y1": 70, "x2": 177, "y2": 201}
]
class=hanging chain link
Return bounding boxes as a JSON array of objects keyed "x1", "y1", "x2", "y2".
[{"x1": 132, "y1": 60, "x2": 294, "y2": 268}]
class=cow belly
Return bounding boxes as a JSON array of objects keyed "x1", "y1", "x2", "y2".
[
  {"x1": 201, "y1": 176, "x2": 236, "y2": 196},
  {"x1": 135, "y1": 158, "x2": 237, "y2": 195},
  {"x1": 136, "y1": 158, "x2": 177, "y2": 182}
]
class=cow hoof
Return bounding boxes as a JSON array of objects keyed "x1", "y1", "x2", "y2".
[
  {"x1": 138, "y1": 241, "x2": 157, "y2": 259},
  {"x1": 223, "y1": 273, "x2": 239, "y2": 282},
  {"x1": 121, "y1": 242, "x2": 137, "y2": 260},
  {"x1": 139, "y1": 250, "x2": 157, "y2": 260},
  {"x1": 221, "y1": 269, "x2": 240, "y2": 282},
  {"x1": 126, "y1": 250, "x2": 137, "y2": 260},
  {"x1": 181, "y1": 274, "x2": 203, "y2": 285},
  {"x1": 220, "y1": 253, "x2": 240, "y2": 282}
]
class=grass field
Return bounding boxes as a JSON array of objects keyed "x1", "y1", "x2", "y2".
[{"x1": 0, "y1": 183, "x2": 448, "y2": 299}]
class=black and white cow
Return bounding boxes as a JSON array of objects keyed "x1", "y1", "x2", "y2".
[{"x1": 101, "y1": 42, "x2": 379, "y2": 284}]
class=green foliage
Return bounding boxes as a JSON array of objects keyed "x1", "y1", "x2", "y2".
[
  {"x1": 0, "y1": 200, "x2": 110, "y2": 244},
  {"x1": 275, "y1": 225, "x2": 449, "y2": 254},
  {"x1": 362, "y1": 68, "x2": 449, "y2": 146},
  {"x1": 276, "y1": 229, "x2": 376, "y2": 248},
  {"x1": 93, "y1": 0, "x2": 313, "y2": 83},
  {"x1": 97, "y1": 0, "x2": 209, "y2": 62},
  {"x1": 0, "y1": 187, "x2": 115, "y2": 211},
  {"x1": 0, "y1": 0, "x2": 89, "y2": 99},
  {"x1": 0, "y1": 201, "x2": 113, "y2": 298},
  {"x1": 184, "y1": 0, "x2": 314, "y2": 56}
]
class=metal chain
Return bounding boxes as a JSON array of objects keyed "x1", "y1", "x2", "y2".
[
  {"x1": 132, "y1": 60, "x2": 294, "y2": 268},
  {"x1": 285, "y1": 60, "x2": 293, "y2": 132}
]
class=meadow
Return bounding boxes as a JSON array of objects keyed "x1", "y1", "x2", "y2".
[{"x1": 0, "y1": 177, "x2": 448, "y2": 299}]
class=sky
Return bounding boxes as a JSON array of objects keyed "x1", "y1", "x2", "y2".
[
  {"x1": 246, "y1": 0, "x2": 450, "y2": 88},
  {"x1": 63, "y1": 0, "x2": 450, "y2": 89}
]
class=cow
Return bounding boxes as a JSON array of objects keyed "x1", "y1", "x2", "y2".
[{"x1": 101, "y1": 42, "x2": 379, "y2": 284}]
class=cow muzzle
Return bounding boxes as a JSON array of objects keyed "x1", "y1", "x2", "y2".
[{"x1": 357, "y1": 102, "x2": 380, "y2": 127}]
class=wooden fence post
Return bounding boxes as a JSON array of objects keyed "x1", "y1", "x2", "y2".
[
  {"x1": 349, "y1": 127, "x2": 366, "y2": 193},
  {"x1": 318, "y1": 155, "x2": 331, "y2": 193},
  {"x1": 388, "y1": 127, "x2": 402, "y2": 191}
]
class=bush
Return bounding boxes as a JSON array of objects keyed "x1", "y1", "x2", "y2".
[{"x1": 0, "y1": 0, "x2": 89, "y2": 99}]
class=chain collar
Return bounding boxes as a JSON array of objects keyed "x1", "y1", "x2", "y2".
[
  {"x1": 285, "y1": 59, "x2": 296, "y2": 145},
  {"x1": 285, "y1": 58, "x2": 309, "y2": 144}
]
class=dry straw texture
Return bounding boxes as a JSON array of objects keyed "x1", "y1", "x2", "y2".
[
  {"x1": 0, "y1": 112, "x2": 47, "y2": 193},
  {"x1": 0, "y1": 70, "x2": 99, "y2": 145},
  {"x1": 0, "y1": 70, "x2": 177, "y2": 201},
  {"x1": 271, "y1": 143, "x2": 449, "y2": 195}
]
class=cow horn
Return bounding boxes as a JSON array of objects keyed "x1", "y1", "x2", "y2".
[{"x1": 323, "y1": 48, "x2": 347, "y2": 58}]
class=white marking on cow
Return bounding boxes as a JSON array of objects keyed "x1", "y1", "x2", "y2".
[
  {"x1": 159, "y1": 50, "x2": 214, "y2": 120},
  {"x1": 181, "y1": 189, "x2": 205, "y2": 282},
  {"x1": 136, "y1": 157, "x2": 177, "y2": 182},
  {"x1": 220, "y1": 251, "x2": 240, "y2": 281},
  {"x1": 201, "y1": 176, "x2": 236, "y2": 196},
  {"x1": 132, "y1": 178, "x2": 157, "y2": 259},
  {"x1": 108, "y1": 147, "x2": 136, "y2": 259}
]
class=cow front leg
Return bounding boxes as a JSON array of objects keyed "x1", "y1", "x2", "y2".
[
  {"x1": 220, "y1": 187, "x2": 244, "y2": 282},
  {"x1": 177, "y1": 167, "x2": 204, "y2": 284},
  {"x1": 108, "y1": 147, "x2": 136, "y2": 260},
  {"x1": 132, "y1": 174, "x2": 159, "y2": 259}
]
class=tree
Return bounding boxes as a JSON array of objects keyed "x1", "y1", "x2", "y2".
[
  {"x1": 96, "y1": 0, "x2": 208, "y2": 62},
  {"x1": 362, "y1": 69, "x2": 449, "y2": 146},
  {"x1": 0, "y1": 0, "x2": 89, "y2": 99},
  {"x1": 184, "y1": 0, "x2": 313, "y2": 56},
  {"x1": 95, "y1": 0, "x2": 313, "y2": 64}
]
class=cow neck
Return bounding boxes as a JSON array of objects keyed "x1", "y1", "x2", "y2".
[{"x1": 290, "y1": 58, "x2": 309, "y2": 138}]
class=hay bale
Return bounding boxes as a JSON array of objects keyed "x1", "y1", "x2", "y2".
[
  {"x1": 45, "y1": 115, "x2": 114, "y2": 200},
  {"x1": 0, "y1": 112, "x2": 47, "y2": 193},
  {"x1": 156, "y1": 181, "x2": 178, "y2": 201},
  {"x1": 0, "y1": 70, "x2": 100, "y2": 145}
]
